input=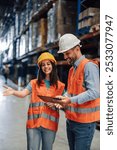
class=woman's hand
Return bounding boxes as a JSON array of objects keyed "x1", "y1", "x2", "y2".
[
  {"x1": 54, "y1": 103, "x2": 64, "y2": 109},
  {"x1": 3, "y1": 85, "x2": 15, "y2": 96},
  {"x1": 46, "y1": 102, "x2": 55, "y2": 108}
]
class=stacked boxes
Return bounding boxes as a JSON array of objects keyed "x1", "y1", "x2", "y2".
[
  {"x1": 3, "y1": 0, "x2": 80, "y2": 59},
  {"x1": 31, "y1": 22, "x2": 39, "y2": 49},
  {"x1": 29, "y1": 18, "x2": 47, "y2": 51},
  {"x1": 29, "y1": 23, "x2": 33, "y2": 51},
  {"x1": 19, "y1": 35, "x2": 26, "y2": 56},
  {"x1": 25, "y1": 31, "x2": 29, "y2": 53},
  {"x1": 56, "y1": 0, "x2": 77, "y2": 37},
  {"x1": 91, "y1": 12, "x2": 100, "y2": 26},
  {"x1": 48, "y1": 0, "x2": 77, "y2": 43},
  {"x1": 79, "y1": 7, "x2": 100, "y2": 20},
  {"x1": 29, "y1": 22, "x2": 39, "y2": 51},
  {"x1": 39, "y1": 18, "x2": 47, "y2": 48},
  {"x1": 20, "y1": 10, "x2": 26, "y2": 34},
  {"x1": 15, "y1": 13, "x2": 20, "y2": 37},
  {"x1": 78, "y1": 7, "x2": 100, "y2": 34},
  {"x1": 16, "y1": 38, "x2": 20, "y2": 58}
]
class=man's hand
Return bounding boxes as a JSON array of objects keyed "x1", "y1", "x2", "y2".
[
  {"x1": 55, "y1": 95, "x2": 71, "y2": 106},
  {"x1": 46, "y1": 102, "x2": 64, "y2": 110}
]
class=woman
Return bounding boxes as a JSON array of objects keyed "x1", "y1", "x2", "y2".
[{"x1": 3, "y1": 52, "x2": 65, "y2": 150}]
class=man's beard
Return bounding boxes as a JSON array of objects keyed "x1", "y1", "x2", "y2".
[{"x1": 66, "y1": 58, "x2": 75, "y2": 65}]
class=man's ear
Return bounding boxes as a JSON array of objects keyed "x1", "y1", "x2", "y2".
[{"x1": 75, "y1": 46, "x2": 80, "y2": 52}]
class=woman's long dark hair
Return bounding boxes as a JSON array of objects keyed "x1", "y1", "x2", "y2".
[{"x1": 37, "y1": 61, "x2": 58, "y2": 88}]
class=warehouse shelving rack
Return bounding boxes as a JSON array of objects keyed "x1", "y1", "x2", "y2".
[{"x1": 0, "y1": 0, "x2": 100, "y2": 87}]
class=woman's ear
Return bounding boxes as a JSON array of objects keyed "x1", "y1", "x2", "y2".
[{"x1": 37, "y1": 63, "x2": 40, "y2": 68}]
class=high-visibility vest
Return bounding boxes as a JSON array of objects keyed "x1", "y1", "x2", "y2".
[
  {"x1": 27, "y1": 79, "x2": 65, "y2": 131},
  {"x1": 66, "y1": 58, "x2": 100, "y2": 123}
]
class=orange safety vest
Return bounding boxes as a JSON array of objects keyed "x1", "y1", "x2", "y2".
[
  {"x1": 27, "y1": 79, "x2": 65, "y2": 131},
  {"x1": 66, "y1": 58, "x2": 100, "y2": 123}
]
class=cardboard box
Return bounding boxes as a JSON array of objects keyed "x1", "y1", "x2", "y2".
[
  {"x1": 56, "y1": 0, "x2": 77, "y2": 37},
  {"x1": 38, "y1": 18, "x2": 47, "y2": 47},
  {"x1": 79, "y1": 7, "x2": 100, "y2": 20}
]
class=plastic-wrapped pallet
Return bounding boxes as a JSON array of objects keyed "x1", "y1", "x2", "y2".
[
  {"x1": 29, "y1": 23, "x2": 33, "y2": 51},
  {"x1": 15, "y1": 13, "x2": 20, "y2": 36},
  {"x1": 16, "y1": 38, "x2": 20, "y2": 58},
  {"x1": 32, "y1": 22, "x2": 39, "y2": 49},
  {"x1": 29, "y1": 22, "x2": 40, "y2": 51},
  {"x1": 47, "y1": 3, "x2": 57, "y2": 43},
  {"x1": 25, "y1": 30, "x2": 29, "y2": 53},
  {"x1": 19, "y1": 35, "x2": 26, "y2": 56},
  {"x1": 19, "y1": 10, "x2": 26, "y2": 34}
]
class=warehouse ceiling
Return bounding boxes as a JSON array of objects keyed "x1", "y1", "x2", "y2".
[
  {"x1": 0, "y1": 0, "x2": 27, "y2": 19},
  {"x1": 0, "y1": 0, "x2": 26, "y2": 37},
  {"x1": 0, "y1": 0, "x2": 15, "y2": 20},
  {"x1": 0, "y1": 0, "x2": 15, "y2": 37}
]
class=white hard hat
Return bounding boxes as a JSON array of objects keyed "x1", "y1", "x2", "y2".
[{"x1": 58, "y1": 33, "x2": 81, "y2": 53}]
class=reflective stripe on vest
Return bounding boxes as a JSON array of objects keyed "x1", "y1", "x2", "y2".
[
  {"x1": 29, "y1": 102, "x2": 58, "y2": 111},
  {"x1": 26, "y1": 79, "x2": 65, "y2": 131},
  {"x1": 29, "y1": 102, "x2": 45, "y2": 107},
  {"x1": 67, "y1": 105, "x2": 100, "y2": 113},
  {"x1": 28, "y1": 112, "x2": 59, "y2": 123},
  {"x1": 66, "y1": 58, "x2": 100, "y2": 123}
]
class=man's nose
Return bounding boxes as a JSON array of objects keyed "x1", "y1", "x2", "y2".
[{"x1": 63, "y1": 53, "x2": 67, "y2": 59}]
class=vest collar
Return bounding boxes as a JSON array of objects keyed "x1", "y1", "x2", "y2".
[{"x1": 74, "y1": 55, "x2": 85, "y2": 68}]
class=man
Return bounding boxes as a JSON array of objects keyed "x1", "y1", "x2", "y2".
[
  {"x1": 2, "y1": 64, "x2": 10, "y2": 84},
  {"x1": 57, "y1": 33, "x2": 100, "y2": 150}
]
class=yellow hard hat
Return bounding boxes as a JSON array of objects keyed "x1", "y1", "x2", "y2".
[{"x1": 38, "y1": 52, "x2": 57, "y2": 65}]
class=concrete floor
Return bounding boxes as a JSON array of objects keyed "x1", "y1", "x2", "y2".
[{"x1": 0, "y1": 75, "x2": 100, "y2": 150}]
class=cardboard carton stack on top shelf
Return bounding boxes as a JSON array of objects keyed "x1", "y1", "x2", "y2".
[
  {"x1": 78, "y1": 7, "x2": 100, "y2": 34},
  {"x1": 90, "y1": 11, "x2": 100, "y2": 32},
  {"x1": 29, "y1": 22, "x2": 39, "y2": 50},
  {"x1": 47, "y1": 0, "x2": 77, "y2": 44},
  {"x1": 10, "y1": 0, "x2": 79, "y2": 58},
  {"x1": 29, "y1": 18, "x2": 47, "y2": 50},
  {"x1": 56, "y1": 0, "x2": 77, "y2": 38}
]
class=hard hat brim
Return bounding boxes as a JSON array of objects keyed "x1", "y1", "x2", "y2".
[
  {"x1": 58, "y1": 44, "x2": 81, "y2": 54},
  {"x1": 57, "y1": 48, "x2": 70, "y2": 54},
  {"x1": 37, "y1": 52, "x2": 57, "y2": 64}
]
